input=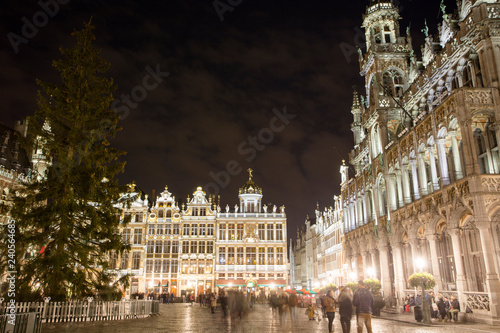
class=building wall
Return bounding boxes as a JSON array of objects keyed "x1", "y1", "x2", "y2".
[
  {"x1": 343, "y1": 0, "x2": 500, "y2": 324},
  {"x1": 115, "y1": 174, "x2": 288, "y2": 298},
  {"x1": 290, "y1": 196, "x2": 344, "y2": 290}
]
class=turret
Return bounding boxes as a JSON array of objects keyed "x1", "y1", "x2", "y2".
[
  {"x1": 351, "y1": 90, "x2": 363, "y2": 146},
  {"x1": 238, "y1": 168, "x2": 262, "y2": 213},
  {"x1": 363, "y1": 0, "x2": 401, "y2": 52}
]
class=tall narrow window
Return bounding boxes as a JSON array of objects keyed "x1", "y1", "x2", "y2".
[
  {"x1": 207, "y1": 241, "x2": 213, "y2": 254},
  {"x1": 267, "y1": 224, "x2": 274, "y2": 241},
  {"x1": 219, "y1": 247, "x2": 226, "y2": 265},
  {"x1": 237, "y1": 247, "x2": 244, "y2": 264},
  {"x1": 121, "y1": 252, "x2": 129, "y2": 269},
  {"x1": 228, "y1": 247, "x2": 235, "y2": 265},
  {"x1": 258, "y1": 224, "x2": 266, "y2": 240},
  {"x1": 219, "y1": 224, "x2": 227, "y2": 240},
  {"x1": 132, "y1": 252, "x2": 141, "y2": 270},
  {"x1": 276, "y1": 224, "x2": 283, "y2": 241},
  {"x1": 237, "y1": 224, "x2": 244, "y2": 240},
  {"x1": 133, "y1": 228, "x2": 143, "y2": 245},
  {"x1": 207, "y1": 224, "x2": 214, "y2": 236}
]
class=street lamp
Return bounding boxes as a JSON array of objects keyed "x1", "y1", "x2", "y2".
[
  {"x1": 349, "y1": 272, "x2": 357, "y2": 282},
  {"x1": 415, "y1": 257, "x2": 426, "y2": 272},
  {"x1": 367, "y1": 267, "x2": 375, "y2": 279}
]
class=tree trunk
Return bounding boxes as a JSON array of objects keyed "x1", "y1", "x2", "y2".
[{"x1": 422, "y1": 286, "x2": 431, "y2": 324}]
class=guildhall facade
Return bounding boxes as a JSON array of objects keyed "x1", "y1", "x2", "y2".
[{"x1": 114, "y1": 170, "x2": 288, "y2": 297}]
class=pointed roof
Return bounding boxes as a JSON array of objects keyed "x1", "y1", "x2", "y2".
[
  {"x1": 351, "y1": 90, "x2": 361, "y2": 112},
  {"x1": 239, "y1": 168, "x2": 262, "y2": 195}
]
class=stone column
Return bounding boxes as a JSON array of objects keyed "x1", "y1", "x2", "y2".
[
  {"x1": 427, "y1": 146, "x2": 440, "y2": 191},
  {"x1": 436, "y1": 138, "x2": 450, "y2": 186},
  {"x1": 386, "y1": 174, "x2": 396, "y2": 211},
  {"x1": 410, "y1": 159, "x2": 420, "y2": 200},
  {"x1": 363, "y1": 194, "x2": 369, "y2": 225},
  {"x1": 357, "y1": 197, "x2": 364, "y2": 226},
  {"x1": 417, "y1": 152, "x2": 429, "y2": 196},
  {"x1": 477, "y1": 223, "x2": 500, "y2": 317},
  {"x1": 401, "y1": 165, "x2": 412, "y2": 204},
  {"x1": 395, "y1": 170, "x2": 404, "y2": 208},
  {"x1": 449, "y1": 228, "x2": 468, "y2": 312},
  {"x1": 392, "y1": 243, "x2": 407, "y2": 305},
  {"x1": 449, "y1": 131, "x2": 464, "y2": 179},
  {"x1": 378, "y1": 244, "x2": 393, "y2": 299},
  {"x1": 425, "y1": 233, "x2": 443, "y2": 292}
]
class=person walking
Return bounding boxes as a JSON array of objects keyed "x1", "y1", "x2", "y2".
[
  {"x1": 324, "y1": 289, "x2": 337, "y2": 333},
  {"x1": 338, "y1": 287, "x2": 353, "y2": 333},
  {"x1": 288, "y1": 291, "x2": 299, "y2": 322},
  {"x1": 352, "y1": 280, "x2": 374, "y2": 333},
  {"x1": 210, "y1": 293, "x2": 217, "y2": 314}
]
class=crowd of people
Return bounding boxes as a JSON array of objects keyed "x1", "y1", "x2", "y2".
[
  {"x1": 171, "y1": 280, "x2": 382, "y2": 333},
  {"x1": 403, "y1": 291, "x2": 461, "y2": 322}
]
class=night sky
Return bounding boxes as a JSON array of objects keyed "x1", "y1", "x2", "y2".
[{"x1": 0, "y1": 0, "x2": 455, "y2": 239}]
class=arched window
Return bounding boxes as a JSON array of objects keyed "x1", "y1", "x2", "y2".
[
  {"x1": 158, "y1": 209, "x2": 164, "y2": 218},
  {"x1": 474, "y1": 129, "x2": 490, "y2": 174},
  {"x1": 166, "y1": 210, "x2": 172, "y2": 218},
  {"x1": 382, "y1": 70, "x2": 405, "y2": 98}
]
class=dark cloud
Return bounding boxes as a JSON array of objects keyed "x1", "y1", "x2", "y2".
[{"x1": 0, "y1": 0, "x2": 457, "y2": 239}]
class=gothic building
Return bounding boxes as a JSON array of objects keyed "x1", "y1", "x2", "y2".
[
  {"x1": 290, "y1": 197, "x2": 344, "y2": 290},
  {"x1": 343, "y1": 0, "x2": 500, "y2": 324}
]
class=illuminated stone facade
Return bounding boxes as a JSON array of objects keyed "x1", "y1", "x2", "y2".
[
  {"x1": 343, "y1": 0, "x2": 500, "y2": 324},
  {"x1": 215, "y1": 170, "x2": 288, "y2": 292},
  {"x1": 290, "y1": 197, "x2": 344, "y2": 290},
  {"x1": 115, "y1": 170, "x2": 287, "y2": 298}
]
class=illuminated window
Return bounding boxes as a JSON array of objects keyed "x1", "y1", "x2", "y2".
[
  {"x1": 133, "y1": 228, "x2": 143, "y2": 245},
  {"x1": 132, "y1": 252, "x2": 141, "y2": 270}
]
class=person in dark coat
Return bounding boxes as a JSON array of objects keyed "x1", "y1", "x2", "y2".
[
  {"x1": 436, "y1": 293, "x2": 447, "y2": 321},
  {"x1": 414, "y1": 294, "x2": 423, "y2": 322},
  {"x1": 352, "y1": 280, "x2": 374, "y2": 333},
  {"x1": 338, "y1": 287, "x2": 353, "y2": 333}
]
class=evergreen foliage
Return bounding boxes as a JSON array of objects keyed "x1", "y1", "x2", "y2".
[{"x1": 0, "y1": 21, "x2": 130, "y2": 301}]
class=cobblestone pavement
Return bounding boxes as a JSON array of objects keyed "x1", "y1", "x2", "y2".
[{"x1": 42, "y1": 303, "x2": 500, "y2": 333}]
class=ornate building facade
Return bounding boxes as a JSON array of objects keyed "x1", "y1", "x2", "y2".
[
  {"x1": 114, "y1": 170, "x2": 288, "y2": 298},
  {"x1": 343, "y1": 0, "x2": 500, "y2": 324},
  {"x1": 215, "y1": 170, "x2": 288, "y2": 292},
  {"x1": 290, "y1": 196, "x2": 344, "y2": 290}
]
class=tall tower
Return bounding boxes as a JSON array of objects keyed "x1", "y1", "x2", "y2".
[{"x1": 360, "y1": 0, "x2": 412, "y2": 152}]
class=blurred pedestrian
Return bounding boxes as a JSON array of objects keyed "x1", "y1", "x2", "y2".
[
  {"x1": 288, "y1": 291, "x2": 299, "y2": 322},
  {"x1": 324, "y1": 289, "x2": 337, "y2": 333},
  {"x1": 352, "y1": 280, "x2": 374, "y2": 333},
  {"x1": 210, "y1": 293, "x2": 217, "y2": 314},
  {"x1": 338, "y1": 287, "x2": 353, "y2": 333}
]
